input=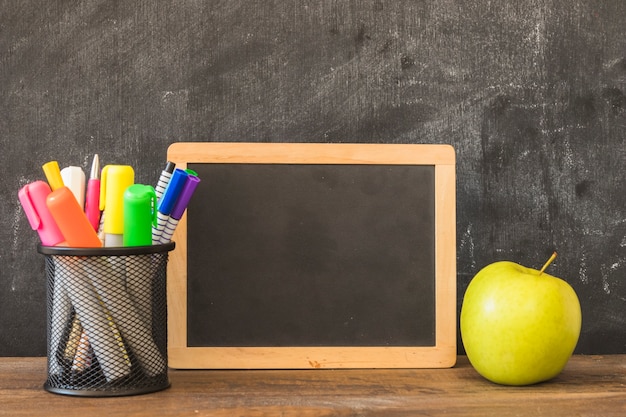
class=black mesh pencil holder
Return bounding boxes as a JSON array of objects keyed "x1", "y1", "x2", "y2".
[{"x1": 38, "y1": 242, "x2": 175, "y2": 397}]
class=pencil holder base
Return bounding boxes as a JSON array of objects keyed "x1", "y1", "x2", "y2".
[{"x1": 44, "y1": 379, "x2": 170, "y2": 397}]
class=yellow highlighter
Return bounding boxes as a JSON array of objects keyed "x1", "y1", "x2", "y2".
[
  {"x1": 100, "y1": 165, "x2": 134, "y2": 247},
  {"x1": 42, "y1": 161, "x2": 65, "y2": 191}
]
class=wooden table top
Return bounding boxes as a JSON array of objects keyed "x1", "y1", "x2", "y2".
[{"x1": 0, "y1": 355, "x2": 624, "y2": 416}]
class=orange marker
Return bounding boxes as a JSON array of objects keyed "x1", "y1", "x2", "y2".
[{"x1": 46, "y1": 187, "x2": 102, "y2": 248}]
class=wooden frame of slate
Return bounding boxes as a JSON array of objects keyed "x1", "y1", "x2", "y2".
[{"x1": 166, "y1": 142, "x2": 456, "y2": 369}]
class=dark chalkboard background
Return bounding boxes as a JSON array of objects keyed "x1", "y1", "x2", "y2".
[{"x1": 1, "y1": 1, "x2": 624, "y2": 356}]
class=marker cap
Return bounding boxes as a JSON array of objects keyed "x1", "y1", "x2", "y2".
[
  {"x1": 124, "y1": 184, "x2": 157, "y2": 247},
  {"x1": 157, "y1": 168, "x2": 188, "y2": 215},
  {"x1": 170, "y1": 175, "x2": 201, "y2": 220},
  {"x1": 100, "y1": 165, "x2": 134, "y2": 235},
  {"x1": 46, "y1": 186, "x2": 102, "y2": 248},
  {"x1": 164, "y1": 161, "x2": 176, "y2": 174},
  {"x1": 155, "y1": 161, "x2": 176, "y2": 201},
  {"x1": 60, "y1": 166, "x2": 86, "y2": 209},
  {"x1": 42, "y1": 161, "x2": 65, "y2": 191},
  {"x1": 18, "y1": 181, "x2": 65, "y2": 246}
]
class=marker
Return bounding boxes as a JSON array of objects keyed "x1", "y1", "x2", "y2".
[
  {"x1": 123, "y1": 185, "x2": 159, "y2": 330},
  {"x1": 54, "y1": 257, "x2": 131, "y2": 381},
  {"x1": 44, "y1": 184, "x2": 99, "y2": 375},
  {"x1": 155, "y1": 161, "x2": 175, "y2": 201},
  {"x1": 100, "y1": 165, "x2": 134, "y2": 247},
  {"x1": 85, "y1": 154, "x2": 101, "y2": 231},
  {"x1": 19, "y1": 181, "x2": 69, "y2": 376},
  {"x1": 60, "y1": 166, "x2": 86, "y2": 210},
  {"x1": 158, "y1": 174, "x2": 201, "y2": 244},
  {"x1": 42, "y1": 161, "x2": 65, "y2": 191},
  {"x1": 18, "y1": 181, "x2": 65, "y2": 246},
  {"x1": 83, "y1": 257, "x2": 166, "y2": 376},
  {"x1": 46, "y1": 187, "x2": 102, "y2": 248},
  {"x1": 152, "y1": 168, "x2": 187, "y2": 244},
  {"x1": 123, "y1": 184, "x2": 157, "y2": 246}
]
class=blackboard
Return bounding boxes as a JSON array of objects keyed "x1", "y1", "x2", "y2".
[
  {"x1": 167, "y1": 142, "x2": 456, "y2": 368},
  {"x1": 2, "y1": 1, "x2": 625, "y2": 358}
]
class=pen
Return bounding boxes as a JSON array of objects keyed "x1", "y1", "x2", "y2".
[
  {"x1": 42, "y1": 161, "x2": 65, "y2": 191},
  {"x1": 100, "y1": 165, "x2": 134, "y2": 247},
  {"x1": 64, "y1": 160, "x2": 95, "y2": 373},
  {"x1": 152, "y1": 168, "x2": 187, "y2": 244},
  {"x1": 46, "y1": 187, "x2": 102, "y2": 248},
  {"x1": 155, "y1": 161, "x2": 176, "y2": 201},
  {"x1": 60, "y1": 166, "x2": 86, "y2": 210},
  {"x1": 85, "y1": 154, "x2": 101, "y2": 231},
  {"x1": 158, "y1": 174, "x2": 201, "y2": 244}
]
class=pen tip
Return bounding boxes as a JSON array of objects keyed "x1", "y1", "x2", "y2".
[{"x1": 90, "y1": 154, "x2": 101, "y2": 179}]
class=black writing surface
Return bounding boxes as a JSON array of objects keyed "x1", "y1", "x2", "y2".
[{"x1": 187, "y1": 163, "x2": 435, "y2": 347}]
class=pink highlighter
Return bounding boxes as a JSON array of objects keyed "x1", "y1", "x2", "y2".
[{"x1": 18, "y1": 181, "x2": 65, "y2": 246}]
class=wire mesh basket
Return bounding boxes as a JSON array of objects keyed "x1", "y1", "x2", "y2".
[{"x1": 38, "y1": 242, "x2": 174, "y2": 397}]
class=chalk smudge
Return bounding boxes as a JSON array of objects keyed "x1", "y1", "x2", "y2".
[
  {"x1": 579, "y1": 252, "x2": 588, "y2": 284},
  {"x1": 11, "y1": 207, "x2": 23, "y2": 292},
  {"x1": 458, "y1": 223, "x2": 476, "y2": 271}
]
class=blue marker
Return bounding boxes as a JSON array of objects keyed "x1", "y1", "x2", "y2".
[{"x1": 152, "y1": 168, "x2": 187, "y2": 244}]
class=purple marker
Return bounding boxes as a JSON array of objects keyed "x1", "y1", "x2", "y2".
[{"x1": 158, "y1": 174, "x2": 201, "y2": 244}]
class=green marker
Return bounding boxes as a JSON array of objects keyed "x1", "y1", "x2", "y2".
[
  {"x1": 123, "y1": 184, "x2": 157, "y2": 247},
  {"x1": 123, "y1": 184, "x2": 164, "y2": 362}
]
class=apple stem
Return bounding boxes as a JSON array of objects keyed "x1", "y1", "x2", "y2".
[{"x1": 539, "y1": 252, "x2": 558, "y2": 275}]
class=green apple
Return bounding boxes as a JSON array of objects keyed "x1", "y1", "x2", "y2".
[{"x1": 460, "y1": 254, "x2": 582, "y2": 385}]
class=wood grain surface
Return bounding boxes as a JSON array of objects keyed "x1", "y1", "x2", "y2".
[{"x1": 1, "y1": 356, "x2": 625, "y2": 416}]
